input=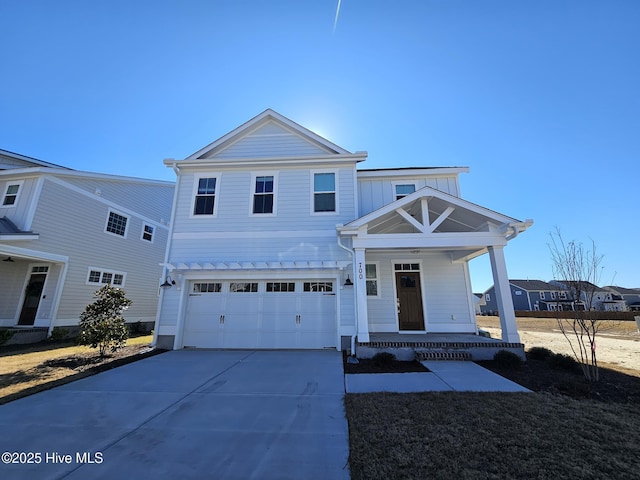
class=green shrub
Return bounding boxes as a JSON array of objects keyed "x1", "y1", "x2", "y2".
[
  {"x1": 0, "y1": 329, "x2": 15, "y2": 346},
  {"x1": 547, "y1": 353, "x2": 581, "y2": 373},
  {"x1": 527, "y1": 346, "x2": 553, "y2": 361},
  {"x1": 78, "y1": 284, "x2": 131, "y2": 356},
  {"x1": 493, "y1": 350, "x2": 523, "y2": 369},
  {"x1": 372, "y1": 352, "x2": 396, "y2": 367},
  {"x1": 49, "y1": 327, "x2": 70, "y2": 341},
  {"x1": 128, "y1": 321, "x2": 147, "y2": 334}
]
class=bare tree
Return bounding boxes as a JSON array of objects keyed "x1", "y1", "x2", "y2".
[{"x1": 548, "y1": 228, "x2": 604, "y2": 382}]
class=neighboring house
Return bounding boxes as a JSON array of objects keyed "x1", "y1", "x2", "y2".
[
  {"x1": 155, "y1": 109, "x2": 532, "y2": 352},
  {"x1": 603, "y1": 286, "x2": 640, "y2": 311},
  {"x1": 473, "y1": 293, "x2": 485, "y2": 315},
  {"x1": 547, "y1": 280, "x2": 627, "y2": 311},
  {"x1": 481, "y1": 279, "x2": 573, "y2": 314},
  {"x1": 0, "y1": 149, "x2": 174, "y2": 335}
]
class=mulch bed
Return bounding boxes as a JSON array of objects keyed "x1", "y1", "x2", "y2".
[
  {"x1": 343, "y1": 352, "x2": 430, "y2": 374},
  {"x1": 478, "y1": 358, "x2": 640, "y2": 403}
]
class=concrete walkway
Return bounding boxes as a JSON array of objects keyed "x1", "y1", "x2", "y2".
[
  {"x1": 0, "y1": 350, "x2": 349, "y2": 480},
  {"x1": 345, "y1": 361, "x2": 531, "y2": 393}
]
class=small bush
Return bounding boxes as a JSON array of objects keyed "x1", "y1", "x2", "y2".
[
  {"x1": 547, "y1": 353, "x2": 581, "y2": 373},
  {"x1": 0, "y1": 329, "x2": 15, "y2": 346},
  {"x1": 128, "y1": 321, "x2": 147, "y2": 334},
  {"x1": 493, "y1": 350, "x2": 523, "y2": 369},
  {"x1": 49, "y1": 327, "x2": 70, "y2": 341},
  {"x1": 372, "y1": 352, "x2": 396, "y2": 367},
  {"x1": 527, "y1": 346, "x2": 554, "y2": 361}
]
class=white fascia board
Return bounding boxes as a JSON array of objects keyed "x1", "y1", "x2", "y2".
[
  {"x1": 351, "y1": 232, "x2": 508, "y2": 249},
  {"x1": 0, "y1": 234, "x2": 39, "y2": 241},
  {"x1": 356, "y1": 167, "x2": 469, "y2": 178},
  {"x1": 165, "y1": 153, "x2": 368, "y2": 170},
  {"x1": 0, "y1": 245, "x2": 68, "y2": 263},
  {"x1": 0, "y1": 166, "x2": 173, "y2": 186}
]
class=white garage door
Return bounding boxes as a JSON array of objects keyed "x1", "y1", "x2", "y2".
[{"x1": 182, "y1": 279, "x2": 337, "y2": 349}]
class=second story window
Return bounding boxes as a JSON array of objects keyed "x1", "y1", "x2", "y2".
[
  {"x1": 2, "y1": 182, "x2": 22, "y2": 207},
  {"x1": 253, "y1": 175, "x2": 274, "y2": 214},
  {"x1": 142, "y1": 223, "x2": 154, "y2": 242},
  {"x1": 313, "y1": 172, "x2": 336, "y2": 213},
  {"x1": 106, "y1": 210, "x2": 128, "y2": 237},
  {"x1": 193, "y1": 177, "x2": 217, "y2": 215},
  {"x1": 395, "y1": 184, "x2": 415, "y2": 200}
]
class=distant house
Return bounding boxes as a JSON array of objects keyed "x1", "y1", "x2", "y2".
[
  {"x1": 548, "y1": 280, "x2": 627, "y2": 312},
  {"x1": 154, "y1": 109, "x2": 532, "y2": 352},
  {"x1": 0, "y1": 149, "x2": 174, "y2": 336},
  {"x1": 603, "y1": 286, "x2": 640, "y2": 312},
  {"x1": 481, "y1": 279, "x2": 571, "y2": 314}
]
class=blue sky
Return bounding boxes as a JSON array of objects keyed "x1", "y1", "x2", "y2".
[{"x1": 1, "y1": 1, "x2": 638, "y2": 292}]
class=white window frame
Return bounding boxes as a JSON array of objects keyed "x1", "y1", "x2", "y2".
[
  {"x1": 365, "y1": 262, "x2": 381, "y2": 298},
  {"x1": 550, "y1": 291, "x2": 557, "y2": 299},
  {"x1": 104, "y1": 209, "x2": 129, "y2": 238},
  {"x1": 1, "y1": 180, "x2": 24, "y2": 208},
  {"x1": 190, "y1": 174, "x2": 220, "y2": 218},
  {"x1": 559, "y1": 291, "x2": 567, "y2": 299},
  {"x1": 250, "y1": 171, "x2": 278, "y2": 216},
  {"x1": 540, "y1": 292, "x2": 545, "y2": 300},
  {"x1": 486, "y1": 293, "x2": 491, "y2": 302},
  {"x1": 392, "y1": 181, "x2": 416, "y2": 201},
  {"x1": 86, "y1": 267, "x2": 127, "y2": 287},
  {"x1": 310, "y1": 169, "x2": 338, "y2": 215},
  {"x1": 141, "y1": 223, "x2": 155, "y2": 243}
]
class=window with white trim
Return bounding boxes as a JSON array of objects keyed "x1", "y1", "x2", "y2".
[
  {"x1": 395, "y1": 184, "x2": 415, "y2": 200},
  {"x1": 303, "y1": 282, "x2": 333, "y2": 292},
  {"x1": 540, "y1": 292, "x2": 545, "y2": 300},
  {"x1": 87, "y1": 268, "x2": 125, "y2": 286},
  {"x1": 551, "y1": 291, "x2": 557, "y2": 299},
  {"x1": 312, "y1": 172, "x2": 336, "y2": 213},
  {"x1": 105, "y1": 210, "x2": 128, "y2": 237},
  {"x1": 266, "y1": 282, "x2": 295, "y2": 292},
  {"x1": 2, "y1": 181, "x2": 22, "y2": 207},
  {"x1": 559, "y1": 291, "x2": 567, "y2": 299},
  {"x1": 230, "y1": 282, "x2": 258, "y2": 293},
  {"x1": 486, "y1": 293, "x2": 491, "y2": 301},
  {"x1": 193, "y1": 282, "x2": 222, "y2": 293},
  {"x1": 394, "y1": 263, "x2": 420, "y2": 271},
  {"x1": 193, "y1": 176, "x2": 218, "y2": 216},
  {"x1": 252, "y1": 175, "x2": 275, "y2": 214},
  {"x1": 141, "y1": 223, "x2": 154, "y2": 242},
  {"x1": 366, "y1": 263, "x2": 380, "y2": 297}
]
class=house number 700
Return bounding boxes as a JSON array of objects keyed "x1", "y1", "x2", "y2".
[{"x1": 358, "y1": 263, "x2": 363, "y2": 279}]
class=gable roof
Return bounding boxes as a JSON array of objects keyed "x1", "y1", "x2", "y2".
[
  {"x1": 340, "y1": 184, "x2": 531, "y2": 236},
  {"x1": 0, "y1": 149, "x2": 70, "y2": 170},
  {"x1": 603, "y1": 286, "x2": 640, "y2": 295},
  {"x1": 185, "y1": 109, "x2": 362, "y2": 161},
  {"x1": 510, "y1": 279, "x2": 556, "y2": 291}
]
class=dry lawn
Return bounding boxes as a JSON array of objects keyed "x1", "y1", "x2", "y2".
[
  {"x1": 0, "y1": 335, "x2": 156, "y2": 404},
  {"x1": 346, "y1": 392, "x2": 640, "y2": 480}
]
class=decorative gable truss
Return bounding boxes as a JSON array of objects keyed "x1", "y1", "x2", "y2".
[{"x1": 338, "y1": 185, "x2": 532, "y2": 259}]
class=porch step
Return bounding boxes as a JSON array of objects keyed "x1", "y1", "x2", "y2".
[{"x1": 415, "y1": 349, "x2": 472, "y2": 361}]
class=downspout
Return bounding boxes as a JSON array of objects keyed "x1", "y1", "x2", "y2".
[
  {"x1": 152, "y1": 162, "x2": 181, "y2": 347},
  {"x1": 337, "y1": 230, "x2": 357, "y2": 356}
]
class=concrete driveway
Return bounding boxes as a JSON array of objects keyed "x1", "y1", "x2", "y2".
[{"x1": 0, "y1": 350, "x2": 350, "y2": 480}]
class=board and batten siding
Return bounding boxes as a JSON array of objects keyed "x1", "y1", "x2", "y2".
[
  {"x1": 365, "y1": 252, "x2": 476, "y2": 333},
  {"x1": 204, "y1": 122, "x2": 332, "y2": 159},
  {"x1": 27, "y1": 179, "x2": 168, "y2": 325},
  {"x1": 357, "y1": 175, "x2": 461, "y2": 217}
]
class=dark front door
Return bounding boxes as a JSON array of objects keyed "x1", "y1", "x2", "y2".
[
  {"x1": 396, "y1": 272, "x2": 425, "y2": 331},
  {"x1": 18, "y1": 273, "x2": 46, "y2": 325}
]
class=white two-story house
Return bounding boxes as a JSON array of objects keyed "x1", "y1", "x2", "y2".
[
  {"x1": 155, "y1": 109, "x2": 532, "y2": 353},
  {"x1": 0, "y1": 150, "x2": 174, "y2": 340}
]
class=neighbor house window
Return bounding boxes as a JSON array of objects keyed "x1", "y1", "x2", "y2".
[
  {"x1": 395, "y1": 184, "x2": 415, "y2": 200},
  {"x1": 193, "y1": 176, "x2": 218, "y2": 216},
  {"x1": 486, "y1": 293, "x2": 491, "y2": 302},
  {"x1": 312, "y1": 172, "x2": 336, "y2": 213},
  {"x1": 366, "y1": 263, "x2": 380, "y2": 297},
  {"x1": 2, "y1": 182, "x2": 22, "y2": 207},
  {"x1": 87, "y1": 268, "x2": 125, "y2": 286},
  {"x1": 540, "y1": 292, "x2": 545, "y2": 300},
  {"x1": 559, "y1": 291, "x2": 567, "y2": 299},
  {"x1": 252, "y1": 175, "x2": 275, "y2": 214},
  {"x1": 551, "y1": 291, "x2": 557, "y2": 299},
  {"x1": 141, "y1": 223, "x2": 154, "y2": 242},
  {"x1": 105, "y1": 210, "x2": 128, "y2": 237}
]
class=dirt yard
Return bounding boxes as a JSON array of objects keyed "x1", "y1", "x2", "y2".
[{"x1": 477, "y1": 316, "x2": 640, "y2": 374}]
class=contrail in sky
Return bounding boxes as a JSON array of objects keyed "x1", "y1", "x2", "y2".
[{"x1": 333, "y1": 0, "x2": 342, "y2": 32}]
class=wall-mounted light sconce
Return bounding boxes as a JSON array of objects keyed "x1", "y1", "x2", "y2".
[
  {"x1": 160, "y1": 275, "x2": 176, "y2": 289},
  {"x1": 344, "y1": 275, "x2": 353, "y2": 286}
]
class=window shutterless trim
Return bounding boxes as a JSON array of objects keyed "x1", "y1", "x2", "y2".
[
  {"x1": 190, "y1": 174, "x2": 220, "y2": 217},
  {"x1": 86, "y1": 267, "x2": 126, "y2": 286},
  {"x1": 104, "y1": 209, "x2": 129, "y2": 238},
  {"x1": 141, "y1": 223, "x2": 155, "y2": 243},
  {"x1": 1, "y1": 180, "x2": 24, "y2": 208},
  {"x1": 250, "y1": 171, "x2": 278, "y2": 216},
  {"x1": 310, "y1": 169, "x2": 338, "y2": 215}
]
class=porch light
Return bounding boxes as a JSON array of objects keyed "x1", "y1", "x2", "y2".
[
  {"x1": 160, "y1": 276, "x2": 176, "y2": 289},
  {"x1": 3, "y1": 256, "x2": 14, "y2": 262},
  {"x1": 344, "y1": 275, "x2": 353, "y2": 286}
]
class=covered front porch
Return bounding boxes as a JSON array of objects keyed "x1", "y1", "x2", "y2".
[{"x1": 337, "y1": 185, "x2": 532, "y2": 349}]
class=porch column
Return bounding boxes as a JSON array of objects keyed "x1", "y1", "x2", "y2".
[
  {"x1": 354, "y1": 248, "x2": 370, "y2": 343},
  {"x1": 488, "y1": 245, "x2": 521, "y2": 343}
]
